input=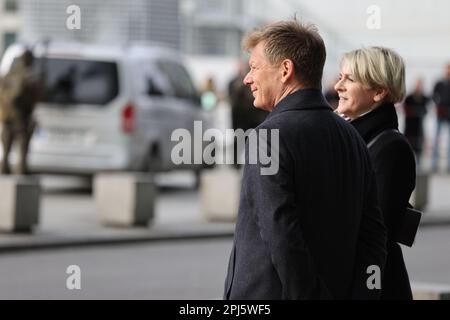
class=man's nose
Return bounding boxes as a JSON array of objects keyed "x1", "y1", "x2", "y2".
[{"x1": 243, "y1": 72, "x2": 252, "y2": 86}]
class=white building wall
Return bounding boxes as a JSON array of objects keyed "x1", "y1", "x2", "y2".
[{"x1": 20, "y1": 0, "x2": 180, "y2": 49}]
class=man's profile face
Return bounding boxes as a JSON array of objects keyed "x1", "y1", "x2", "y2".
[{"x1": 243, "y1": 41, "x2": 282, "y2": 112}]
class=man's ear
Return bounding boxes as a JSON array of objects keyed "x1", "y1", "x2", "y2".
[
  {"x1": 280, "y1": 59, "x2": 295, "y2": 83},
  {"x1": 373, "y1": 88, "x2": 389, "y2": 102}
]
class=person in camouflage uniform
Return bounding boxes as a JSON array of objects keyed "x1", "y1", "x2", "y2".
[{"x1": 0, "y1": 49, "x2": 42, "y2": 174}]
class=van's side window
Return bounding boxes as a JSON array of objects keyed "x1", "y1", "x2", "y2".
[
  {"x1": 157, "y1": 61, "x2": 200, "y2": 105},
  {"x1": 146, "y1": 77, "x2": 164, "y2": 96},
  {"x1": 33, "y1": 58, "x2": 119, "y2": 106}
]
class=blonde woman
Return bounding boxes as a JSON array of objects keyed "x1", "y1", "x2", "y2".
[{"x1": 335, "y1": 47, "x2": 415, "y2": 300}]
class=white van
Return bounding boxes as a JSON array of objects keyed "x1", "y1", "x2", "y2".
[{"x1": 0, "y1": 42, "x2": 212, "y2": 176}]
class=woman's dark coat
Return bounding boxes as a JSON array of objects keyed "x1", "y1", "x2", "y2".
[{"x1": 351, "y1": 102, "x2": 416, "y2": 300}]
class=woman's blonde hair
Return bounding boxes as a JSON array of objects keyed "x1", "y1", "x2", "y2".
[{"x1": 342, "y1": 46, "x2": 405, "y2": 103}]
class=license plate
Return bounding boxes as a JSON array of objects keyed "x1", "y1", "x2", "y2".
[{"x1": 34, "y1": 127, "x2": 95, "y2": 146}]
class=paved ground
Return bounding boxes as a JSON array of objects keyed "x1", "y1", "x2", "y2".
[
  {"x1": 0, "y1": 172, "x2": 235, "y2": 252},
  {"x1": 0, "y1": 225, "x2": 448, "y2": 300},
  {"x1": 0, "y1": 171, "x2": 449, "y2": 299},
  {"x1": 0, "y1": 171, "x2": 449, "y2": 252},
  {"x1": 0, "y1": 238, "x2": 233, "y2": 300}
]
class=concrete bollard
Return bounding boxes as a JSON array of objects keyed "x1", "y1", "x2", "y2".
[
  {"x1": 412, "y1": 282, "x2": 450, "y2": 300},
  {"x1": 0, "y1": 175, "x2": 40, "y2": 233},
  {"x1": 94, "y1": 173, "x2": 156, "y2": 227},
  {"x1": 200, "y1": 167, "x2": 242, "y2": 222}
]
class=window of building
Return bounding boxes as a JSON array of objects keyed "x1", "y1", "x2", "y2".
[{"x1": 3, "y1": 32, "x2": 17, "y2": 53}]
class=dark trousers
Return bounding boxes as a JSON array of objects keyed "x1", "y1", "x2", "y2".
[{"x1": 1, "y1": 120, "x2": 34, "y2": 174}]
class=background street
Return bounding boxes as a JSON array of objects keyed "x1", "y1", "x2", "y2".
[{"x1": 0, "y1": 173, "x2": 449, "y2": 299}]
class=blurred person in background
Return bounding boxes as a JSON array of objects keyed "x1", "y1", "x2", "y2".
[
  {"x1": 0, "y1": 49, "x2": 42, "y2": 175},
  {"x1": 335, "y1": 46, "x2": 415, "y2": 300},
  {"x1": 228, "y1": 60, "x2": 268, "y2": 131},
  {"x1": 431, "y1": 63, "x2": 450, "y2": 172},
  {"x1": 324, "y1": 77, "x2": 339, "y2": 110},
  {"x1": 200, "y1": 76, "x2": 219, "y2": 111},
  {"x1": 402, "y1": 78, "x2": 429, "y2": 166},
  {"x1": 228, "y1": 60, "x2": 268, "y2": 167}
]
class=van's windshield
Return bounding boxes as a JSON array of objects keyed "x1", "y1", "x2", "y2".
[{"x1": 34, "y1": 58, "x2": 119, "y2": 106}]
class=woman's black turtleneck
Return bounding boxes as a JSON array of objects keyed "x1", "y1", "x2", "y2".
[{"x1": 350, "y1": 102, "x2": 416, "y2": 300}]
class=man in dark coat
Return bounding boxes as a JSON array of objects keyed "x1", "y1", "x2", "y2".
[
  {"x1": 403, "y1": 78, "x2": 429, "y2": 165},
  {"x1": 223, "y1": 20, "x2": 387, "y2": 300},
  {"x1": 432, "y1": 63, "x2": 450, "y2": 171}
]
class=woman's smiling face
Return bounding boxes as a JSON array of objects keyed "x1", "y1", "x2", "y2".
[{"x1": 334, "y1": 60, "x2": 379, "y2": 119}]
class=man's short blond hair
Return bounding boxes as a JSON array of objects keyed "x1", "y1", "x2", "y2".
[
  {"x1": 342, "y1": 47, "x2": 406, "y2": 103},
  {"x1": 243, "y1": 19, "x2": 326, "y2": 89}
]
